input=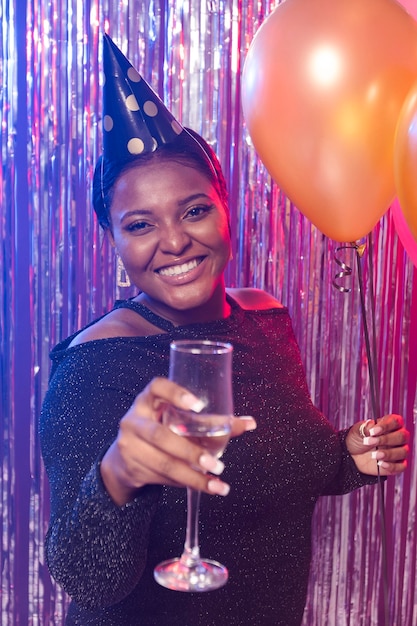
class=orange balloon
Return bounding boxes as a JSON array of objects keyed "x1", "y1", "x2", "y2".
[
  {"x1": 394, "y1": 81, "x2": 417, "y2": 242},
  {"x1": 242, "y1": 0, "x2": 417, "y2": 242}
]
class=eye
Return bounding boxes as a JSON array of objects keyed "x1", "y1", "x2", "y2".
[
  {"x1": 125, "y1": 220, "x2": 154, "y2": 234},
  {"x1": 184, "y1": 204, "x2": 214, "y2": 220}
]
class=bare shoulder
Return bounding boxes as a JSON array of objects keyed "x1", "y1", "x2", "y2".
[
  {"x1": 227, "y1": 287, "x2": 284, "y2": 311},
  {"x1": 68, "y1": 307, "x2": 157, "y2": 347}
]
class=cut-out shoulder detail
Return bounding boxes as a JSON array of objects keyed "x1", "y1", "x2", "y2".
[
  {"x1": 68, "y1": 308, "x2": 163, "y2": 347},
  {"x1": 226, "y1": 287, "x2": 283, "y2": 310},
  {"x1": 68, "y1": 288, "x2": 283, "y2": 347}
]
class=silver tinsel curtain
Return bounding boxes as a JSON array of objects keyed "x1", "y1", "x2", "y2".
[{"x1": 1, "y1": 0, "x2": 416, "y2": 624}]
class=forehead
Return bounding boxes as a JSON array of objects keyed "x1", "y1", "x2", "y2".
[{"x1": 112, "y1": 160, "x2": 219, "y2": 203}]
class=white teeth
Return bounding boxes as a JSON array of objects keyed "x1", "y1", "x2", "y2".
[{"x1": 158, "y1": 259, "x2": 200, "y2": 277}]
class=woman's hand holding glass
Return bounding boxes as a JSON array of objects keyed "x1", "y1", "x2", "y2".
[{"x1": 100, "y1": 377, "x2": 256, "y2": 506}]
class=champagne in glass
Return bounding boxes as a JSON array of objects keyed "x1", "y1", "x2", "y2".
[
  {"x1": 153, "y1": 340, "x2": 233, "y2": 592},
  {"x1": 167, "y1": 409, "x2": 231, "y2": 458}
]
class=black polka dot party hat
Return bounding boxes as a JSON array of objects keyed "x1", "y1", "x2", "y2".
[{"x1": 102, "y1": 34, "x2": 184, "y2": 161}]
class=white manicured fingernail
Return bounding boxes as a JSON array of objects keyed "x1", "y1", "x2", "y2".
[
  {"x1": 181, "y1": 393, "x2": 205, "y2": 413},
  {"x1": 208, "y1": 479, "x2": 230, "y2": 496},
  {"x1": 377, "y1": 460, "x2": 390, "y2": 469},
  {"x1": 369, "y1": 426, "x2": 382, "y2": 437},
  {"x1": 239, "y1": 416, "x2": 257, "y2": 431},
  {"x1": 199, "y1": 454, "x2": 224, "y2": 475},
  {"x1": 371, "y1": 450, "x2": 385, "y2": 460},
  {"x1": 363, "y1": 436, "x2": 379, "y2": 446},
  {"x1": 190, "y1": 398, "x2": 206, "y2": 413}
]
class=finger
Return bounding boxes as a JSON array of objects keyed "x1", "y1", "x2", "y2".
[
  {"x1": 358, "y1": 414, "x2": 405, "y2": 441},
  {"x1": 133, "y1": 377, "x2": 206, "y2": 418},
  {"x1": 364, "y1": 428, "x2": 409, "y2": 449},
  {"x1": 374, "y1": 459, "x2": 408, "y2": 476},
  {"x1": 230, "y1": 416, "x2": 257, "y2": 437},
  {"x1": 120, "y1": 418, "x2": 230, "y2": 494},
  {"x1": 371, "y1": 444, "x2": 409, "y2": 464},
  {"x1": 370, "y1": 414, "x2": 404, "y2": 436},
  {"x1": 138, "y1": 439, "x2": 231, "y2": 496},
  {"x1": 124, "y1": 437, "x2": 230, "y2": 494}
]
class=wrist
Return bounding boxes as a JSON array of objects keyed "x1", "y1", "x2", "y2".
[{"x1": 100, "y1": 445, "x2": 146, "y2": 506}]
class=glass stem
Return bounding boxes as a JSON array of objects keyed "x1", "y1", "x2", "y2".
[{"x1": 180, "y1": 487, "x2": 202, "y2": 568}]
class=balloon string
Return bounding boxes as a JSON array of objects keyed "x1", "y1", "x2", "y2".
[
  {"x1": 355, "y1": 244, "x2": 380, "y2": 419},
  {"x1": 332, "y1": 243, "x2": 356, "y2": 292},
  {"x1": 333, "y1": 239, "x2": 389, "y2": 625},
  {"x1": 367, "y1": 232, "x2": 382, "y2": 419},
  {"x1": 355, "y1": 237, "x2": 389, "y2": 626}
]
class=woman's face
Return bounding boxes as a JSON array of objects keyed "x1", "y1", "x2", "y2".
[{"x1": 109, "y1": 160, "x2": 232, "y2": 321}]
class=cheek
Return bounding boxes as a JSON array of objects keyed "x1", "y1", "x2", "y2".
[
  {"x1": 203, "y1": 226, "x2": 230, "y2": 256},
  {"x1": 219, "y1": 222, "x2": 232, "y2": 252},
  {"x1": 212, "y1": 211, "x2": 231, "y2": 241},
  {"x1": 214, "y1": 230, "x2": 232, "y2": 268},
  {"x1": 113, "y1": 236, "x2": 149, "y2": 270}
]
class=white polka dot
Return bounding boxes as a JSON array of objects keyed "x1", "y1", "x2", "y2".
[
  {"x1": 127, "y1": 138, "x2": 145, "y2": 154},
  {"x1": 127, "y1": 68, "x2": 141, "y2": 83},
  {"x1": 171, "y1": 120, "x2": 183, "y2": 135},
  {"x1": 103, "y1": 115, "x2": 113, "y2": 131},
  {"x1": 151, "y1": 137, "x2": 158, "y2": 151},
  {"x1": 126, "y1": 94, "x2": 139, "y2": 111},
  {"x1": 143, "y1": 100, "x2": 158, "y2": 117}
]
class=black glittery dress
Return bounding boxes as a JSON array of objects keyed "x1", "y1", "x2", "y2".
[{"x1": 40, "y1": 296, "x2": 376, "y2": 626}]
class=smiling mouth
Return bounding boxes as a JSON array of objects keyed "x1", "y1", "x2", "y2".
[{"x1": 157, "y1": 257, "x2": 203, "y2": 277}]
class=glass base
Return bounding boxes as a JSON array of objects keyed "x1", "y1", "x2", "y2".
[{"x1": 154, "y1": 557, "x2": 228, "y2": 592}]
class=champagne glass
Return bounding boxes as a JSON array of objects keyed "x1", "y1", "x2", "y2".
[{"x1": 153, "y1": 339, "x2": 234, "y2": 592}]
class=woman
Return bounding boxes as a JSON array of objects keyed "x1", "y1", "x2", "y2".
[{"x1": 40, "y1": 35, "x2": 409, "y2": 625}]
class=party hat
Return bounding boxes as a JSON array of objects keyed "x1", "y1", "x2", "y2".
[{"x1": 102, "y1": 34, "x2": 184, "y2": 161}]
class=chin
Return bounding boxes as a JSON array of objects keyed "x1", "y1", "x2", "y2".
[
  {"x1": 141, "y1": 278, "x2": 225, "y2": 316},
  {"x1": 167, "y1": 293, "x2": 210, "y2": 311},
  {"x1": 164, "y1": 286, "x2": 220, "y2": 315}
]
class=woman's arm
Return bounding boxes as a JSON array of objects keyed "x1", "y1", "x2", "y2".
[{"x1": 40, "y1": 352, "x2": 161, "y2": 609}]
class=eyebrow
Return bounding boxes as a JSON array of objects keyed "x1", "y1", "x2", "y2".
[
  {"x1": 177, "y1": 193, "x2": 213, "y2": 206},
  {"x1": 118, "y1": 193, "x2": 214, "y2": 223}
]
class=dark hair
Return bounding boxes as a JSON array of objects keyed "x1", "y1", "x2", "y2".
[{"x1": 92, "y1": 128, "x2": 229, "y2": 231}]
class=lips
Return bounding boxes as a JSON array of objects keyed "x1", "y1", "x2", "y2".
[{"x1": 157, "y1": 257, "x2": 203, "y2": 277}]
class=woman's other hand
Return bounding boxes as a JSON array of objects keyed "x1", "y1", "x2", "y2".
[
  {"x1": 100, "y1": 377, "x2": 256, "y2": 505},
  {"x1": 346, "y1": 414, "x2": 410, "y2": 476}
]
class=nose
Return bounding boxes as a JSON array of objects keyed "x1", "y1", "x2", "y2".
[{"x1": 159, "y1": 222, "x2": 192, "y2": 255}]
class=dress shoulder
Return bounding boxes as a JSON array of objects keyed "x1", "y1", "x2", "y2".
[
  {"x1": 226, "y1": 287, "x2": 284, "y2": 310},
  {"x1": 68, "y1": 307, "x2": 159, "y2": 347}
]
